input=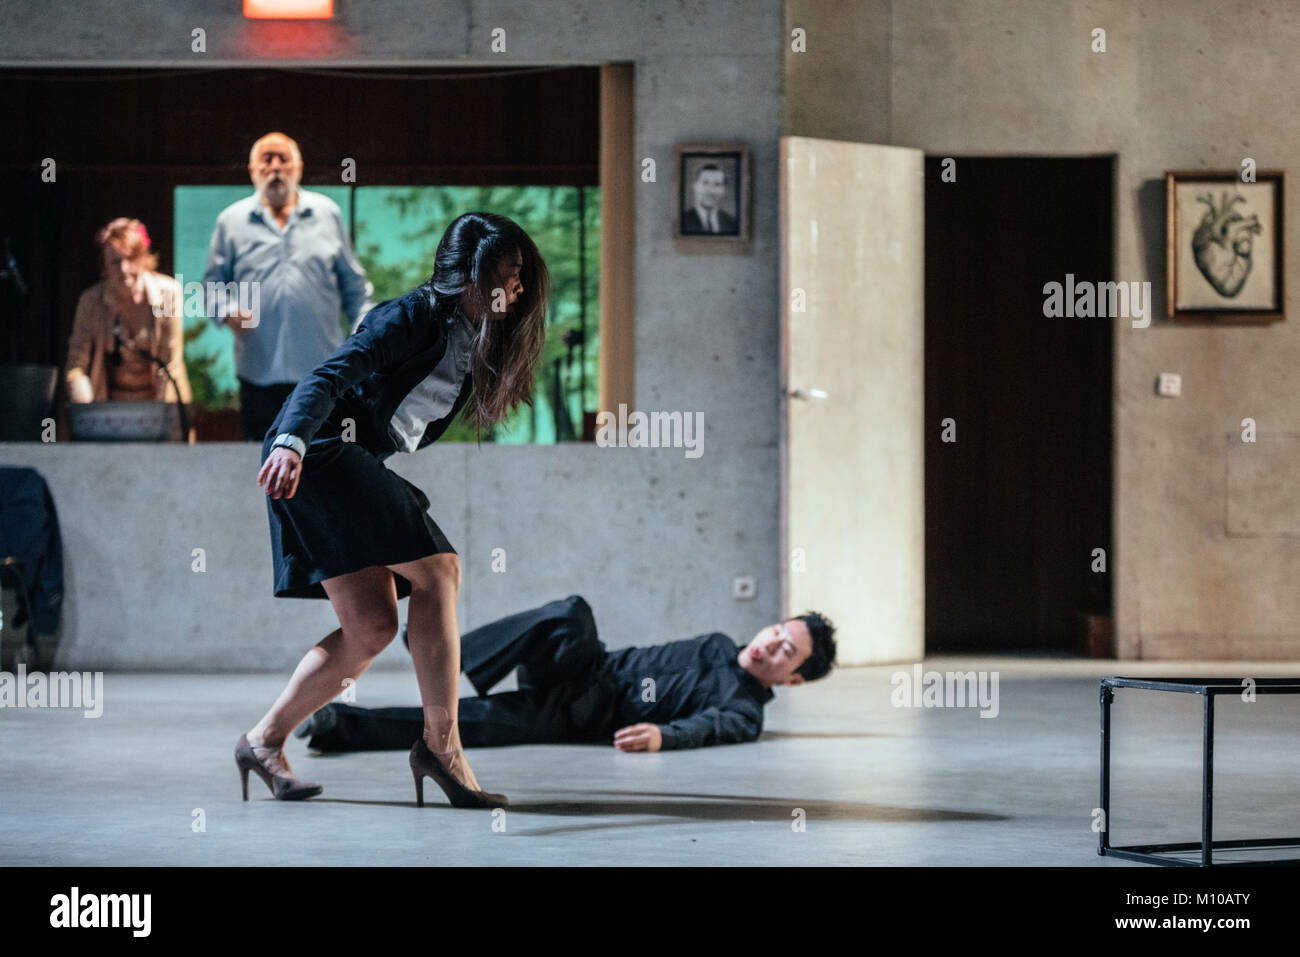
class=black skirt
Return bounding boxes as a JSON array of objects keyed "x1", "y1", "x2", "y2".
[{"x1": 261, "y1": 395, "x2": 456, "y2": 600}]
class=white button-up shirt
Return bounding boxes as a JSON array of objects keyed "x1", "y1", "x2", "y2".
[
  {"x1": 387, "y1": 310, "x2": 477, "y2": 452},
  {"x1": 203, "y1": 189, "x2": 373, "y2": 386}
]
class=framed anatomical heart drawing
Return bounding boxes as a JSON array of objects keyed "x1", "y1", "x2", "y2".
[{"x1": 1166, "y1": 170, "x2": 1285, "y2": 323}]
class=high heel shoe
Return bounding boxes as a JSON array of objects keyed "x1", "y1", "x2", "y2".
[
  {"x1": 409, "y1": 737, "x2": 509, "y2": 809},
  {"x1": 235, "y1": 734, "x2": 323, "y2": 801}
]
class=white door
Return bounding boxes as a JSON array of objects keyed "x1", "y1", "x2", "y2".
[{"x1": 780, "y1": 137, "x2": 925, "y2": 666}]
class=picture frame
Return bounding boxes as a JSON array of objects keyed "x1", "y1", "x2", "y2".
[
  {"x1": 672, "y1": 143, "x2": 751, "y2": 250},
  {"x1": 1166, "y1": 170, "x2": 1285, "y2": 323}
]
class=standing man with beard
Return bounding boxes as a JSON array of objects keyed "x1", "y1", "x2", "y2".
[{"x1": 204, "y1": 132, "x2": 373, "y2": 441}]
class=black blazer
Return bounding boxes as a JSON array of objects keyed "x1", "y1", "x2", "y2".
[
  {"x1": 681, "y1": 207, "x2": 737, "y2": 235},
  {"x1": 277, "y1": 285, "x2": 474, "y2": 459},
  {"x1": 0, "y1": 467, "x2": 64, "y2": 635}
]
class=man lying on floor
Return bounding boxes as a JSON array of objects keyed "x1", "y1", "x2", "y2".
[{"x1": 295, "y1": 594, "x2": 837, "y2": 752}]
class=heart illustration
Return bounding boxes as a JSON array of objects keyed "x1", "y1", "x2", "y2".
[{"x1": 1191, "y1": 190, "x2": 1262, "y2": 297}]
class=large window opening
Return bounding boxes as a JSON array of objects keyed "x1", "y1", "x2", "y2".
[{"x1": 0, "y1": 65, "x2": 610, "y2": 443}]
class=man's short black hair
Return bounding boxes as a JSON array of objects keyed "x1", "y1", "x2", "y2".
[
  {"x1": 695, "y1": 162, "x2": 725, "y2": 182},
  {"x1": 793, "y1": 611, "x2": 837, "y2": 682}
]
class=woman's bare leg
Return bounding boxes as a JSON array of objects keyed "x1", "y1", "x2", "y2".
[
  {"x1": 245, "y1": 566, "x2": 400, "y2": 777},
  {"x1": 385, "y1": 552, "x2": 483, "y2": 792}
]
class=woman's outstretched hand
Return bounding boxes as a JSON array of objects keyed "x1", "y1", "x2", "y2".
[{"x1": 258, "y1": 447, "x2": 303, "y2": 499}]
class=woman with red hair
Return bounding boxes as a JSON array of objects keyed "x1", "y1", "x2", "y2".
[{"x1": 65, "y1": 218, "x2": 193, "y2": 429}]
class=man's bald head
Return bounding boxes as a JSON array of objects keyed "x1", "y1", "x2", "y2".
[
  {"x1": 248, "y1": 132, "x2": 303, "y2": 211},
  {"x1": 248, "y1": 132, "x2": 302, "y2": 166}
]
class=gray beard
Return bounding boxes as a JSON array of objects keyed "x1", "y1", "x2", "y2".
[{"x1": 262, "y1": 182, "x2": 290, "y2": 206}]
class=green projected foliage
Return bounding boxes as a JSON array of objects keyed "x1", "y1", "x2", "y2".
[{"x1": 173, "y1": 185, "x2": 600, "y2": 444}]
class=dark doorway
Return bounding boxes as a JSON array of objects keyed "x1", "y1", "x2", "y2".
[{"x1": 925, "y1": 156, "x2": 1114, "y2": 654}]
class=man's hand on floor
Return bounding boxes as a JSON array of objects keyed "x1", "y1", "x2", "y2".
[{"x1": 613, "y1": 723, "x2": 662, "y2": 752}]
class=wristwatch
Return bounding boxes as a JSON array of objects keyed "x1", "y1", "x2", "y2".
[{"x1": 270, "y1": 433, "x2": 306, "y2": 458}]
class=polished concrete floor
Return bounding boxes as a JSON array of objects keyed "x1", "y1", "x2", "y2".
[{"x1": 2, "y1": 658, "x2": 1298, "y2": 866}]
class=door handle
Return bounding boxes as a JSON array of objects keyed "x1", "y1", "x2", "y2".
[{"x1": 788, "y1": 388, "x2": 829, "y2": 400}]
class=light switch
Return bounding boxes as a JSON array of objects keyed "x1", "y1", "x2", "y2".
[{"x1": 1157, "y1": 373, "x2": 1182, "y2": 397}]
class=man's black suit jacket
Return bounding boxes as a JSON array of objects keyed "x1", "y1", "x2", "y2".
[
  {"x1": 681, "y1": 207, "x2": 738, "y2": 235},
  {"x1": 602, "y1": 632, "x2": 775, "y2": 749}
]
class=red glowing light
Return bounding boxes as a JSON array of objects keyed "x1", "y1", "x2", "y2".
[{"x1": 243, "y1": 0, "x2": 333, "y2": 19}]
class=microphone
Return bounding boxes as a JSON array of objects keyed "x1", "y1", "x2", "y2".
[{"x1": 111, "y1": 323, "x2": 191, "y2": 442}]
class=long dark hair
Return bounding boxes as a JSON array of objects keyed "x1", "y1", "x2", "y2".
[{"x1": 424, "y1": 212, "x2": 550, "y2": 432}]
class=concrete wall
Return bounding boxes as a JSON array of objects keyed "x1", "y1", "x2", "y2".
[
  {"x1": 0, "y1": 0, "x2": 785, "y2": 670},
  {"x1": 788, "y1": 0, "x2": 1300, "y2": 659}
]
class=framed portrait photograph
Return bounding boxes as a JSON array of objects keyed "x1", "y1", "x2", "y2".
[
  {"x1": 1166, "y1": 170, "x2": 1285, "y2": 323},
  {"x1": 673, "y1": 143, "x2": 751, "y2": 249}
]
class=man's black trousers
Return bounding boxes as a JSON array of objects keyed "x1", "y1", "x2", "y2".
[
  {"x1": 242, "y1": 377, "x2": 298, "y2": 443},
  {"x1": 309, "y1": 595, "x2": 626, "y2": 750}
]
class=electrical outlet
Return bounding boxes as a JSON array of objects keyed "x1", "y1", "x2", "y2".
[
  {"x1": 733, "y1": 577, "x2": 756, "y2": 600},
  {"x1": 1157, "y1": 373, "x2": 1182, "y2": 397}
]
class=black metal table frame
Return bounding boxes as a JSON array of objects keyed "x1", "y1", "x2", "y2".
[{"x1": 1099, "y1": 676, "x2": 1300, "y2": 867}]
